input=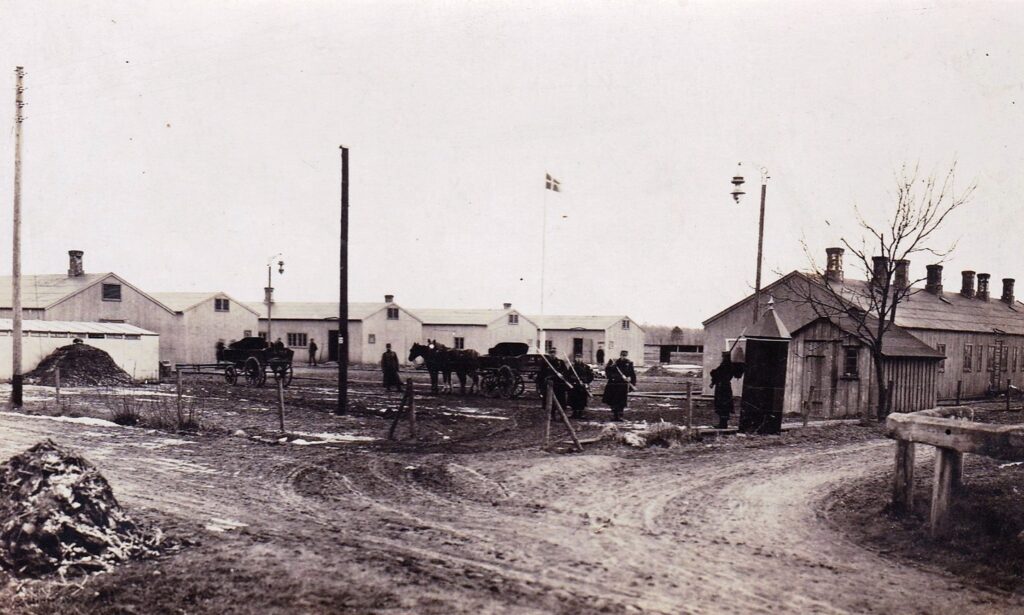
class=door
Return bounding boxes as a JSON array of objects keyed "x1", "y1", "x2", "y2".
[
  {"x1": 573, "y1": 338, "x2": 584, "y2": 359},
  {"x1": 805, "y1": 355, "x2": 825, "y2": 416},
  {"x1": 328, "y1": 330, "x2": 339, "y2": 362}
]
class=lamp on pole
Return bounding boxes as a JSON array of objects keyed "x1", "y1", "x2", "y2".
[
  {"x1": 265, "y1": 254, "x2": 284, "y2": 343},
  {"x1": 731, "y1": 163, "x2": 770, "y2": 323}
]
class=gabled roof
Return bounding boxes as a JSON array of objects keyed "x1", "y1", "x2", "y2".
[
  {"x1": 0, "y1": 318, "x2": 157, "y2": 335},
  {"x1": 414, "y1": 308, "x2": 538, "y2": 328},
  {"x1": 529, "y1": 315, "x2": 642, "y2": 331},
  {"x1": 0, "y1": 273, "x2": 177, "y2": 315},
  {"x1": 245, "y1": 301, "x2": 421, "y2": 322},
  {"x1": 152, "y1": 292, "x2": 260, "y2": 316}
]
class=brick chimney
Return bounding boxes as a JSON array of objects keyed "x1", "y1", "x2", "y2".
[
  {"x1": 977, "y1": 273, "x2": 991, "y2": 301},
  {"x1": 961, "y1": 270, "x2": 976, "y2": 298},
  {"x1": 384, "y1": 294, "x2": 394, "y2": 303},
  {"x1": 67, "y1": 250, "x2": 84, "y2": 277},
  {"x1": 1001, "y1": 278, "x2": 1015, "y2": 304},
  {"x1": 871, "y1": 256, "x2": 889, "y2": 288},
  {"x1": 925, "y1": 264, "x2": 943, "y2": 295},
  {"x1": 503, "y1": 302, "x2": 512, "y2": 309},
  {"x1": 894, "y1": 259, "x2": 910, "y2": 291},
  {"x1": 825, "y1": 247, "x2": 844, "y2": 283}
]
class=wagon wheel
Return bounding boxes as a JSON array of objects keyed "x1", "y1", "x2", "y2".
[
  {"x1": 272, "y1": 362, "x2": 293, "y2": 388},
  {"x1": 496, "y1": 365, "x2": 517, "y2": 399},
  {"x1": 480, "y1": 373, "x2": 500, "y2": 398},
  {"x1": 510, "y1": 374, "x2": 526, "y2": 399},
  {"x1": 244, "y1": 357, "x2": 266, "y2": 387},
  {"x1": 224, "y1": 365, "x2": 238, "y2": 385}
]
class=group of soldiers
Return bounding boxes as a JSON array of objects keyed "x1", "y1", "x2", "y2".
[{"x1": 534, "y1": 347, "x2": 638, "y2": 421}]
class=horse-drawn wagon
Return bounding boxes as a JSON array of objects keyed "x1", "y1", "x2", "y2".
[
  {"x1": 181, "y1": 336, "x2": 295, "y2": 388},
  {"x1": 478, "y1": 342, "x2": 544, "y2": 399}
]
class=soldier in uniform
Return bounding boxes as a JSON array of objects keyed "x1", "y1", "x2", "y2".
[
  {"x1": 602, "y1": 350, "x2": 636, "y2": 421},
  {"x1": 307, "y1": 338, "x2": 319, "y2": 366},
  {"x1": 381, "y1": 343, "x2": 402, "y2": 392},
  {"x1": 566, "y1": 353, "x2": 594, "y2": 419},
  {"x1": 710, "y1": 352, "x2": 736, "y2": 429},
  {"x1": 538, "y1": 347, "x2": 570, "y2": 419}
]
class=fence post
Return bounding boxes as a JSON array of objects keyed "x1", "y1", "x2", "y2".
[
  {"x1": 956, "y1": 380, "x2": 962, "y2": 406},
  {"x1": 55, "y1": 366, "x2": 61, "y2": 404},
  {"x1": 893, "y1": 440, "x2": 915, "y2": 516},
  {"x1": 407, "y1": 380, "x2": 417, "y2": 438},
  {"x1": 543, "y1": 379, "x2": 552, "y2": 446},
  {"x1": 176, "y1": 368, "x2": 183, "y2": 414},
  {"x1": 685, "y1": 381, "x2": 693, "y2": 437},
  {"x1": 277, "y1": 376, "x2": 286, "y2": 433}
]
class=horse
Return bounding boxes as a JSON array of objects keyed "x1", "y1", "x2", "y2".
[{"x1": 408, "y1": 340, "x2": 480, "y2": 394}]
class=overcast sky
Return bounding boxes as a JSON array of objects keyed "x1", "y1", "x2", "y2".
[{"x1": 0, "y1": 1, "x2": 1021, "y2": 327}]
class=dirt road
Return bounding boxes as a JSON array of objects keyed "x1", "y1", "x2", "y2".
[{"x1": 1, "y1": 400, "x2": 1020, "y2": 614}]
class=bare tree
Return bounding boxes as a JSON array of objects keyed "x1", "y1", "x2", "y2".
[{"x1": 789, "y1": 163, "x2": 975, "y2": 420}]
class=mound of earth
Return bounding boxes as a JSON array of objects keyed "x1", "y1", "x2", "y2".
[
  {"x1": 0, "y1": 440, "x2": 162, "y2": 577},
  {"x1": 25, "y1": 343, "x2": 133, "y2": 387}
]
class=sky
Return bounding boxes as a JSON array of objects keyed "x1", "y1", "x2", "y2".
[{"x1": 0, "y1": 1, "x2": 1021, "y2": 327}]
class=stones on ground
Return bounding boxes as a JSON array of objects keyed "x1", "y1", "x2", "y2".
[
  {"x1": 24, "y1": 343, "x2": 133, "y2": 387},
  {"x1": 0, "y1": 439, "x2": 162, "y2": 577}
]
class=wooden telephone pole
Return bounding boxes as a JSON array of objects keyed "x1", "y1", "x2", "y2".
[
  {"x1": 336, "y1": 146, "x2": 349, "y2": 415},
  {"x1": 11, "y1": 67, "x2": 25, "y2": 408}
]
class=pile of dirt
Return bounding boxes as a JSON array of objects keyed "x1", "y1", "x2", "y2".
[
  {"x1": 602, "y1": 421, "x2": 692, "y2": 448},
  {"x1": 25, "y1": 343, "x2": 133, "y2": 387},
  {"x1": 0, "y1": 440, "x2": 162, "y2": 577}
]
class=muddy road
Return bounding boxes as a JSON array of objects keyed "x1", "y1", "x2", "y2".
[{"x1": 1, "y1": 379, "x2": 1021, "y2": 613}]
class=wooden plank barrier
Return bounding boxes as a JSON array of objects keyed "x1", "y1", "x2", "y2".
[{"x1": 887, "y1": 406, "x2": 1024, "y2": 536}]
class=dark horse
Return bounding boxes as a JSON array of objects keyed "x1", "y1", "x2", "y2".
[{"x1": 408, "y1": 340, "x2": 480, "y2": 394}]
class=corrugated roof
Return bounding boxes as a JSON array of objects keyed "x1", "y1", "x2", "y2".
[
  {"x1": 152, "y1": 292, "x2": 260, "y2": 316},
  {"x1": 643, "y1": 325, "x2": 704, "y2": 345},
  {"x1": 0, "y1": 273, "x2": 114, "y2": 309},
  {"x1": 530, "y1": 315, "x2": 641, "y2": 331},
  {"x1": 0, "y1": 319, "x2": 157, "y2": 335},
  {"x1": 245, "y1": 301, "x2": 405, "y2": 321}
]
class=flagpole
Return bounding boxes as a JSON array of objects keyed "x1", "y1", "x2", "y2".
[{"x1": 539, "y1": 175, "x2": 548, "y2": 353}]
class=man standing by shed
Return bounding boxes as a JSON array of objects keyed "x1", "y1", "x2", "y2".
[
  {"x1": 381, "y1": 343, "x2": 401, "y2": 392},
  {"x1": 308, "y1": 338, "x2": 319, "y2": 366}
]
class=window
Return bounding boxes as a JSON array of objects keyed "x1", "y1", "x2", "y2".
[
  {"x1": 125, "y1": 334, "x2": 141, "y2": 341},
  {"x1": 243, "y1": 330, "x2": 252, "y2": 337},
  {"x1": 964, "y1": 344, "x2": 973, "y2": 372},
  {"x1": 258, "y1": 332, "x2": 267, "y2": 340},
  {"x1": 622, "y1": 319, "x2": 630, "y2": 330},
  {"x1": 215, "y1": 298, "x2": 230, "y2": 312},
  {"x1": 976, "y1": 345, "x2": 983, "y2": 372},
  {"x1": 454, "y1": 336, "x2": 465, "y2": 349},
  {"x1": 368, "y1": 333, "x2": 376, "y2": 344},
  {"x1": 1002, "y1": 345, "x2": 1009, "y2": 372},
  {"x1": 842, "y1": 346, "x2": 860, "y2": 378},
  {"x1": 987, "y1": 345, "x2": 995, "y2": 372},
  {"x1": 387, "y1": 307, "x2": 399, "y2": 320},
  {"x1": 102, "y1": 283, "x2": 122, "y2": 301},
  {"x1": 287, "y1": 333, "x2": 308, "y2": 347},
  {"x1": 508, "y1": 313, "x2": 519, "y2": 325},
  {"x1": 88, "y1": 333, "x2": 105, "y2": 339},
  {"x1": 936, "y1": 343, "x2": 946, "y2": 373},
  {"x1": 545, "y1": 339, "x2": 554, "y2": 353},
  {"x1": 1014, "y1": 347, "x2": 1020, "y2": 372}
]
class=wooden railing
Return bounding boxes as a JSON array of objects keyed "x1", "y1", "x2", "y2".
[{"x1": 886, "y1": 407, "x2": 1024, "y2": 536}]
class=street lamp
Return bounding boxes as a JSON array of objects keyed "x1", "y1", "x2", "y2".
[
  {"x1": 265, "y1": 253, "x2": 285, "y2": 344},
  {"x1": 730, "y1": 163, "x2": 770, "y2": 323}
]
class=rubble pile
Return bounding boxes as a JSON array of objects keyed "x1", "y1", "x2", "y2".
[
  {"x1": 0, "y1": 440, "x2": 161, "y2": 577},
  {"x1": 25, "y1": 343, "x2": 133, "y2": 387},
  {"x1": 602, "y1": 421, "x2": 691, "y2": 448}
]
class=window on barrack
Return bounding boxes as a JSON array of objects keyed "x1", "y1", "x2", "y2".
[
  {"x1": 387, "y1": 307, "x2": 399, "y2": 320},
  {"x1": 964, "y1": 344, "x2": 973, "y2": 372},
  {"x1": 215, "y1": 298, "x2": 230, "y2": 312},
  {"x1": 621, "y1": 319, "x2": 630, "y2": 330},
  {"x1": 454, "y1": 337, "x2": 465, "y2": 349},
  {"x1": 842, "y1": 346, "x2": 859, "y2": 377},
  {"x1": 287, "y1": 333, "x2": 308, "y2": 347},
  {"x1": 936, "y1": 343, "x2": 946, "y2": 373},
  {"x1": 508, "y1": 313, "x2": 519, "y2": 325},
  {"x1": 102, "y1": 283, "x2": 121, "y2": 301}
]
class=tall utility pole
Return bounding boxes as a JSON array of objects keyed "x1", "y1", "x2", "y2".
[
  {"x1": 753, "y1": 179, "x2": 767, "y2": 324},
  {"x1": 336, "y1": 146, "x2": 349, "y2": 415},
  {"x1": 11, "y1": 67, "x2": 25, "y2": 408}
]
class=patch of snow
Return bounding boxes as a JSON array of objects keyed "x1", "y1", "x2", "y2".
[
  {"x1": 0, "y1": 411, "x2": 122, "y2": 428},
  {"x1": 290, "y1": 431, "x2": 377, "y2": 443},
  {"x1": 205, "y1": 517, "x2": 248, "y2": 532},
  {"x1": 999, "y1": 461, "x2": 1024, "y2": 469}
]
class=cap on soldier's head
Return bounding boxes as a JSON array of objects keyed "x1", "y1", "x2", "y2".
[
  {"x1": 620, "y1": 350, "x2": 628, "y2": 357},
  {"x1": 386, "y1": 343, "x2": 391, "y2": 349}
]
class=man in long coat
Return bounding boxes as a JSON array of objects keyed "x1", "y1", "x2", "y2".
[
  {"x1": 538, "y1": 348, "x2": 570, "y2": 419},
  {"x1": 710, "y1": 352, "x2": 736, "y2": 429},
  {"x1": 381, "y1": 343, "x2": 402, "y2": 391},
  {"x1": 602, "y1": 350, "x2": 636, "y2": 421},
  {"x1": 566, "y1": 354, "x2": 594, "y2": 419}
]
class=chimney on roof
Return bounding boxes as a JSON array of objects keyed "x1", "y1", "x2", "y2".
[
  {"x1": 384, "y1": 294, "x2": 394, "y2": 304},
  {"x1": 503, "y1": 302, "x2": 512, "y2": 309},
  {"x1": 1002, "y1": 278, "x2": 1015, "y2": 304},
  {"x1": 894, "y1": 259, "x2": 910, "y2": 292},
  {"x1": 824, "y1": 247, "x2": 844, "y2": 284},
  {"x1": 870, "y1": 256, "x2": 889, "y2": 288},
  {"x1": 977, "y1": 273, "x2": 991, "y2": 301},
  {"x1": 960, "y1": 270, "x2": 976, "y2": 298},
  {"x1": 67, "y1": 250, "x2": 84, "y2": 277},
  {"x1": 925, "y1": 264, "x2": 943, "y2": 295}
]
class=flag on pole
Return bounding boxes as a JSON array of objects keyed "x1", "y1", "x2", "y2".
[{"x1": 545, "y1": 173, "x2": 561, "y2": 192}]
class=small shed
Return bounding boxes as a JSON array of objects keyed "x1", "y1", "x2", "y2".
[{"x1": 0, "y1": 319, "x2": 160, "y2": 382}]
